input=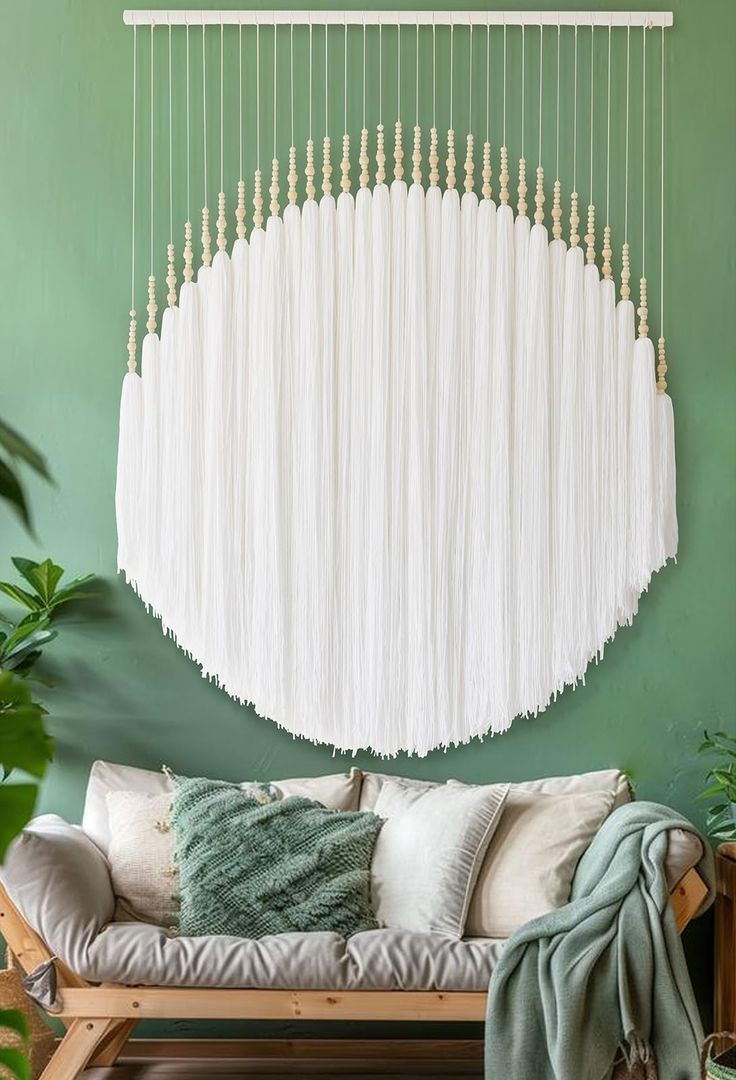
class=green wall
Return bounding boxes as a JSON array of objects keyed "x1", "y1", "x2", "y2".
[{"x1": 1, "y1": 0, "x2": 734, "y2": 1036}]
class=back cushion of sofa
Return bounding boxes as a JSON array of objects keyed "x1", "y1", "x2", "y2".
[{"x1": 83, "y1": 760, "x2": 363, "y2": 857}]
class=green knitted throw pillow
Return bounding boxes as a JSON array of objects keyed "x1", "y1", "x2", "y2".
[{"x1": 170, "y1": 775, "x2": 384, "y2": 939}]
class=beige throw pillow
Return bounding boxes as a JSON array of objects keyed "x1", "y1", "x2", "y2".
[
  {"x1": 465, "y1": 787, "x2": 616, "y2": 938},
  {"x1": 370, "y1": 778, "x2": 509, "y2": 937}
]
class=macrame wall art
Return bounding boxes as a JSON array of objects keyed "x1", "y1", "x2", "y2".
[{"x1": 116, "y1": 10, "x2": 676, "y2": 757}]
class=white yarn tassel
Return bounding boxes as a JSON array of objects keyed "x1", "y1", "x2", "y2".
[
  {"x1": 513, "y1": 218, "x2": 551, "y2": 717},
  {"x1": 155, "y1": 305, "x2": 180, "y2": 629},
  {"x1": 318, "y1": 188, "x2": 337, "y2": 732},
  {"x1": 597, "y1": 276, "x2": 619, "y2": 643},
  {"x1": 628, "y1": 335, "x2": 657, "y2": 597},
  {"x1": 547, "y1": 231, "x2": 567, "y2": 666},
  {"x1": 434, "y1": 186, "x2": 461, "y2": 729},
  {"x1": 614, "y1": 297, "x2": 635, "y2": 624},
  {"x1": 115, "y1": 371, "x2": 143, "y2": 584},
  {"x1": 582, "y1": 262, "x2": 601, "y2": 658},
  {"x1": 655, "y1": 390, "x2": 678, "y2": 565},
  {"x1": 404, "y1": 178, "x2": 431, "y2": 754},
  {"x1": 138, "y1": 331, "x2": 162, "y2": 607}
]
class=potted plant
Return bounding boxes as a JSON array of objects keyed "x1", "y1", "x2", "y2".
[{"x1": 698, "y1": 731, "x2": 736, "y2": 843}]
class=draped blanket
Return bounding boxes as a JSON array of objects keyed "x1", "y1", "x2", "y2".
[{"x1": 485, "y1": 803, "x2": 713, "y2": 1080}]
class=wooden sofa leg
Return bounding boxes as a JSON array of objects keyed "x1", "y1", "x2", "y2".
[
  {"x1": 39, "y1": 1018, "x2": 120, "y2": 1080},
  {"x1": 88, "y1": 1019, "x2": 137, "y2": 1067}
]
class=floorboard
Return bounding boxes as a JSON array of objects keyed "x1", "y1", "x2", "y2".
[{"x1": 84, "y1": 1066, "x2": 482, "y2": 1078}]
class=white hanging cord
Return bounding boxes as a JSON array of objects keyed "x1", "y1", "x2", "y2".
[
  {"x1": 660, "y1": 26, "x2": 665, "y2": 338},
  {"x1": 468, "y1": 24, "x2": 473, "y2": 133},
  {"x1": 362, "y1": 16, "x2": 366, "y2": 130},
  {"x1": 309, "y1": 19, "x2": 313, "y2": 138},
  {"x1": 538, "y1": 21, "x2": 543, "y2": 166},
  {"x1": 273, "y1": 23, "x2": 277, "y2": 160},
  {"x1": 202, "y1": 24, "x2": 207, "y2": 207},
  {"x1": 641, "y1": 24, "x2": 646, "y2": 277},
  {"x1": 150, "y1": 23, "x2": 155, "y2": 276},
  {"x1": 624, "y1": 21, "x2": 631, "y2": 242},
  {"x1": 379, "y1": 21, "x2": 383, "y2": 125},
  {"x1": 449, "y1": 18, "x2": 454, "y2": 131},
  {"x1": 127, "y1": 23, "x2": 137, "y2": 370},
  {"x1": 290, "y1": 23, "x2": 295, "y2": 148},
  {"x1": 220, "y1": 18, "x2": 224, "y2": 194},
  {"x1": 606, "y1": 18, "x2": 612, "y2": 224},
  {"x1": 502, "y1": 17, "x2": 507, "y2": 147},
  {"x1": 256, "y1": 22, "x2": 261, "y2": 169},
  {"x1": 344, "y1": 20, "x2": 348, "y2": 134},
  {"x1": 325, "y1": 24, "x2": 328, "y2": 135},
  {"x1": 520, "y1": 18, "x2": 525, "y2": 158},
  {"x1": 432, "y1": 15, "x2": 436, "y2": 130},
  {"x1": 239, "y1": 23, "x2": 243, "y2": 179},
  {"x1": 573, "y1": 22, "x2": 578, "y2": 192},
  {"x1": 397, "y1": 19, "x2": 401, "y2": 120},
  {"x1": 186, "y1": 21, "x2": 191, "y2": 221},
  {"x1": 183, "y1": 18, "x2": 195, "y2": 273},
  {"x1": 555, "y1": 16, "x2": 560, "y2": 180},
  {"x1": 168, "y1": 25, "x2": 173, "y2": 244},
  {"x1": 486, "y1": 15, "x2": 490, "y2": 143},
  {"x1": 589, "y1": 19, "x2": 594, "y2": 201},
  {"x1": 415, "y1": 18, "x2": 419, "y2": 127}
]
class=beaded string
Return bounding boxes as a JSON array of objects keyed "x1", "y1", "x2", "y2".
[
  {"x1": 306, "y1": 18, "x2": 315, "y2": 198},
  {"x1": 127, "y1": 23, "x2": 137, "y2": 371},
  {"x1": 236, "y1": 22, "x2": 246, "y2": 235},
  {"x1": 585, "y1": 18, "x2": 596, "y2": 264},
  {"x1": 464, "y1": 24, "x2": 473, "y2": 192},
  {"x1": 394, "y1": 18, "x2": 403, "y2": 181},
  {"x1": 341, "y1": 19, "x2": 350, "y2": 193},
  {"x1": 183, "y1": 20, "x2": 194, "y2": 277},
  {"x1": 482, "y1": 14, "x2": 491, "y2": 200},
  {"x1": 376, "y1": 21, "x2": 385, "y2": 183},
  {"x1": 147, "y1": 23, "x2": 157, "y2": 333},
  {"x1": 621, "y1": 19, "x2": 632, "y2": 299},
  {"x1": 602, "y1": 18, "x2": 613, "y2": 278},
  {"x1": 200, "y1": 24, "x2": 212, "y2": 264},
  {"x1": 359, "y1": 15, "x2": 369, "y2": 188},
  {"x1": 534, "y1": 21, "x2": 544, "y2": 224},
  {"x1": 323, "y1": 24, "x2": 332, "y2": 194},
  {"x1": 499, "y1": 15, "x2": 508, "y2": 205},
  {"x1": 638, "y1": 23, "x2": 648, "y2": 337},
  {"x1": 657, "y1": 25, "x2": 667, "y2": 391},
  {"x1": 447, "y1": 16, "x2": 455, "y2": 189},
  {"x1": 517, "y1": 17, "x2": 527, "y2": 215},
  {"x1": 412, "y1": 17, "x2": 421, "y2": 185},
  {"x1": 570, "y1": 20, "x2": 580, "y2": 246},
  {"x1": 270, "y1": 23, "x2": 279, "y2": 216},
  {"x1": 166, "y1": 24, "x2": 176, "y2": 304},
  {"x1": 429, "y1": 15, "x2": 438, "y2": 187},
  {"x1": 216, "y1": 17, "x2": 227, "y2": 250},
  {"x1": 253, "y1": 21, "x2": 263, "y2": 226},
  {"x1": 551, "y1": 16, "x2": 562, "y2": 239},
  {"x1": 288, "y1": 22, "x2": 297, "y2": 204}
]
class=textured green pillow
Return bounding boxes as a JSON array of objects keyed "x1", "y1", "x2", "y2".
[{"x1": 170, "y1": 774, "x2": 383, "y2": 939}]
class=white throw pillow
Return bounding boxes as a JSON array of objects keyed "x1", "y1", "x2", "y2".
[
  {"x1": 106, "y1": 791, "x2": 179, "y2": 927},
  {"x1": 83, "y1": 760, "x2": 363, "y2": 856},
  {"x1": 464, "y1": 786, "x2": 616, "y2": 938},
  {"x1": 370, "y1": 778, "x2": 509, "y2": 937}
]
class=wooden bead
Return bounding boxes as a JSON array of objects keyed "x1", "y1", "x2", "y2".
[
  {"x1": 201, "y1": 206, "x2": 212, "y2": 266},
  {"x1": 340, "y1": 133, "x2": 351, "y2": 193},
  {"x1": 235, "y1": 180, "x2": 247, "y2": 239},
  {"x1": 287, "y1": 146, "x2": 298, "y2": 205},
  {"x1": 252, "y1": 170, "x2": 263, "y2": 229},
  {"x1": 499, "y1": 145, "x2": 509, "y2": 205},
  {"x1": 551, "y1": 179, "x2": 562, "y2": 240},
  {"x1": 146, "y1": 275, "x2": 157, "y2": 334},
  {"x1": 322, "y1": 135, "x2": 333, "y2": 196},
  {"x1": 602, "y1": 224, "x2": 613, "y2": 279},
  {"x1": 359, "y1": 128, "x2": 370, "y2": 188},
  {"x1": 376, "y1": 124, "x2": 386, "y2": 185},
  {"x1": 428, "y1": 127, "x2": 439, "y2": 187},
  {"x1": 481, "y1": 141, "x2": 492, "y2": 200},
  {"x1": 412, "y1": 125, "x2": 422, "y2": 186},
  {"x1": 621, "y1": 242, "x2": 631, "y2": 300},
  {"x1": 446, "y1": 128, "x2": 456, "y2": 190},
  {"x1": 305, "y1": 138, "x2": 316, "y2": 200},
  {"x1": 166, "y1": 242, "x2": 176, "y2": 307},
  {"x1": 534, "y1": 165, "x2": 545, "y2": 224},
  {"x1": 585, "y1": 203, "x2": 596, "y2": 265},
  {"x1": 656, "y1": 335, "x2": 667, "y2": 393},
  {"x1": 570, "y1": 191, "x2": 580, "y2": 247},
  {"x1": 183, "y1": 220, "x2": 193, "y2": 282},
  {"x1": 269, "y1": 158, "x2": 280, "y2": 217},
  {"x1": 637, "y1": 277, "x2": 648, "y2": 337},
  {"x1": 216, "y1": 190, "x2": 227, "y2": 252},
  {"x1": 127, "y1": 309, "x2": 137, "y2": 373},
  {"x1": 517, "y1": 157, "x2": 527, "y2": 217},
  {"x1": 464, "y1": 133, "x2": 474, "y2": 193},
  {"x1": 393, "y1": 120, "x2": 404, "y2": 181}
]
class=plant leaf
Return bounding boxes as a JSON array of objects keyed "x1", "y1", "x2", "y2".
[
  {"x1": 0, "y1": 460, "x2": 32, "y2": 531},
  {"x1": 0, "y1": 671, "x2": 52, "y2": 778},
  {"x1": 47, "y1": 575, "x2": 96, "y2": 611},
  {"x1": 0, "y1": 1009, "x2": 29, "y2": 1042},
  {"x1": 0, "y1": 420, "x2": 51, "y2": 481},
  {"x1": 25, "y1": 559, "x2": 64, "y2": 605},
  {"x1": 0, "y1": 583, "x2": 42, "y2": 611},
  {"x1": 0, "y1": 784, "x2": 38, "y2": 863},
  {"x1": 0, "y1": 1047, "x2": 31, "y2": 1080}
]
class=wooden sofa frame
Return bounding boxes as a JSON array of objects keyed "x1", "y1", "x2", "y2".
[{"x1": 0, "y1": 870, "x2": 709, "y2": 1078}]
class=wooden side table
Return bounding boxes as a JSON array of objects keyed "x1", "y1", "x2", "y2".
[{"x1": 715, "y1": 843, "x2": 736, "y2": 1031}]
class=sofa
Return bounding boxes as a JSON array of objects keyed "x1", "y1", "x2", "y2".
[{"x1": 0, "y1": 761, "x2": 713, "y2": 1079}]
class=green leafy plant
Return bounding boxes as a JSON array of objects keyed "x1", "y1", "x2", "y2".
[
  {"x1": 698, "y1": 731, "x2": 736, "y2": 842},
  {"x1": 0, "y1": 1008, "x2": 31, "y2": 1080},
  {"x1": 0, "y1": 558, "x2": 94, "y2": 678},
  {"x1": 0, "y1": 670, "x2": 51, "y2": 861},
  {"x1": 0, "y1": 418, "x2": 52, "y2": 534}
]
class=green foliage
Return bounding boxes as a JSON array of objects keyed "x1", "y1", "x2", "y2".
[
  {"x1": 697, "y1": 731, "x2": 736, "y2": 842},
  {"x1": 0, "y1": 418, "x2": 52, "y2": 535},
  {"x1": 0, "y1": 558, "x2": 94, "y2": 678},
  {"x1": 0, "y1": 1001, "x2": 31, "y2": 1080},
  {"x1": 0, "y1": 671, "x2": 51, "y2": 861}
]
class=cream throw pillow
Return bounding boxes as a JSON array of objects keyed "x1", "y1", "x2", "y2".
[
  {"x1": 370, "y1": 778, "x2": 509, "y2": 937},
  {"x1": 465, "y1": 787, "x2": 616, "y2": 938}
]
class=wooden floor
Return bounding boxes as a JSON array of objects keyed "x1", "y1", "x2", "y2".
[{"x1": 80, "y1": 1040, "x2": 483, "y2": 1079}]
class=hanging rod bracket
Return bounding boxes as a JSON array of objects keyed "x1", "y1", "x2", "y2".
[{"x1": 123, "y1": 10, "x2": 674, "y2": 29}]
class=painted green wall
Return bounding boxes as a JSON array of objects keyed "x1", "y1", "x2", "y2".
[{"x1": 1, "y1": 0, "x2": 734, "y2": 1036}]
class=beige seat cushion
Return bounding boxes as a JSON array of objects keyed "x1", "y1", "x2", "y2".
[
  {"x1": 83, "y1": 760, "x2": 363, "y2": 856},
  {"x1": 370, "y1": 777, "x2": 509, "y2": 937}
]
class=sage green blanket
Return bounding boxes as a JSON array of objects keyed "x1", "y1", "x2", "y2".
[{"x1": 485, "y1": 802, "x2": 714, "y2": 1080}]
